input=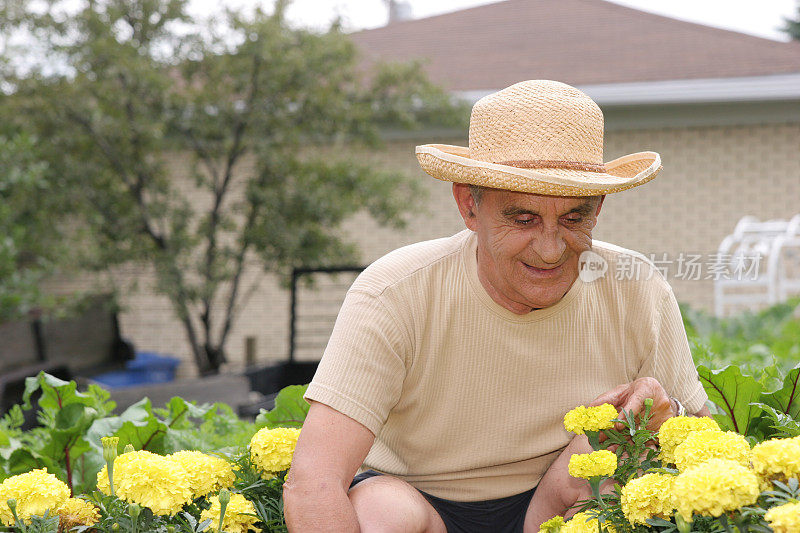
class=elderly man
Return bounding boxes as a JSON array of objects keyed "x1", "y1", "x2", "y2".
[{"x1": 284, "y1": 80, "x2": 710, "y2": 532}]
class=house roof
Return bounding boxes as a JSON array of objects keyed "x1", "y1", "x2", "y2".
[{"x1": 350, "y1": 0, "x2": 800, "y2": 92}]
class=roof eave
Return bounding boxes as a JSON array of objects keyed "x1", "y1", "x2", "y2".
[
  {"x1": 457, "y1": 74, "x2": 800, "y2": 106},
  {"x1": 378, "y1": 74, "x2": 800, "y2": 139}
]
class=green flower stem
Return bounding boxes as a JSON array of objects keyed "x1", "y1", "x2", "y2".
[
  {"x1": 586, "y1": 431, "x2": 601, "y2": 450},
  {"x1": 101, "y1": 436, "x2": 119, "y2": 497},
  {"x1": 7, "y1": 499, "x2": 28, "y2": 533},
  {"x1": 218, "y1": 489, "x2": 231, "y2": 533},
  {"x1": 588, "y1": 477, "x2": 607, "y2": 509},
  {"x1": 107, "y1": 461, "x2": 115, "y2": 497}
]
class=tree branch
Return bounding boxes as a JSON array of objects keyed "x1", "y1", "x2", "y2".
[
  {"x1": 202, "y1": 51, "x2": 262, "y2": 351},
  {"x1": 218, "y1": 196, "x2": 261, "y2": 349},
  {"x1": 65, "y1": 108, "x2": 167, "y2": 249}
]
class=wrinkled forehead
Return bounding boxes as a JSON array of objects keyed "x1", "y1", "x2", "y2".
[{"x1": 487, "y1": 188, "x2": 601, "y2": 214}]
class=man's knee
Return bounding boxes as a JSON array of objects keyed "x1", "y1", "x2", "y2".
[{"x1": 348, "y1": 476, "x2": 445, "y2": 533}]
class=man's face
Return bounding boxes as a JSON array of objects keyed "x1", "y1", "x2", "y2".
[{"x1": 453, "y1": 184, "x2": 604, "y2": 313}]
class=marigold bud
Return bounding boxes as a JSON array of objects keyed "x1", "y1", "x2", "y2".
[
  {"x1": 101, "y1": 436, "x2": 119, "y2": 463},
  {"x1": 128, "y1": 502, "x2": 141, "y2": 520}
]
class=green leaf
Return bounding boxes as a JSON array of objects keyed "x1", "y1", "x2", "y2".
[
  {"x1": 163, "y1": 428, "x2": 206, "y2": 453},
  {"x1": 3, "y1": 447, "x2": 40, "y2": 477},
  {"x1": 0, "y1": 432, "x2": 25, "y2": 462},
  {"x1": 750, "y1": 402, "x2": 800, "y2": 438},
  {"x1": 761, "y1": 362, "x2": 800, "y2": 419},
  {"x1": 85, "y1": 398, "x2": 168, "y2": 457},
  {"x1": 255, "y1": 385, "x2": 309, "y2": 429},
  {"x1": 55, "y1": 403, "x2": 85, "y2": 429},
  {"x1": 697, "y1": 365, "x2": 764, "y2": 435},
  {"x1": 2, "y1": 405, "x2": 24, "y2": 430},
  {"x1": 155, "y1": 396, "x2": 214, "y2": 429},
  {"x1": 113, "y1": 399, "x2": 169, "y2": 453},
  {"x1": 22, "y1": 372, "x2": 94, "y2": 413}
]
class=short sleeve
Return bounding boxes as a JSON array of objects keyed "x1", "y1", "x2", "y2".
[
  {"x1": 304, "y1": 290, "x2": 409, "y2": 436},
  {"x1": 638, "y1": 289, "x2": 708, "y2": 414}
]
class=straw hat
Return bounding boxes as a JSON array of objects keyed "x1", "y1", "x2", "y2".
[{"x1": 416, "y1": 80, "x2": 662, "y2": 196}]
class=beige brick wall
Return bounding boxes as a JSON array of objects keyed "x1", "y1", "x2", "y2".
[{"x1": 50, "y1": 122, "x2": 800, "y2": 374}]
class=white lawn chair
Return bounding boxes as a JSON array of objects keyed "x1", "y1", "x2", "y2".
[{"x1": 714, "y1": 215, "x2": 800, "y2": 316}]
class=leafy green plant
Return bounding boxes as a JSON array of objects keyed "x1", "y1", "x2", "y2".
[
  {"x1": 0, "y1": 372, "x2": 258, "y2": 494},
  {"x1": 698, "y1": 362, "x2": 800, "y2": 441},
  {"x1": 1, "y1": 509, "x2": 60, "y2": 533},
  {"x1": 0, "y1": 372, "x2": 310, "y2": 532},
  {"x1": 683, "y1": 299, "x2": 800, "y2": 376},
  {"x1": 570, "y1": 403, "x2": 662, "y2": 530},
  {"x1": 229, "y1": 449, "x2": 288, "y2": 533},
  {"x1": 255, "y1": 385, "x2": 309, "y2": 429},
  {"x1": 0, "y1": 373, "x2": 118, "y2": 492},
  {"x1": 561, "y1": 397, "x2": 799, "y2": 533}
]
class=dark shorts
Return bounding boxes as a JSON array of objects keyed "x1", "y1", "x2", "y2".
[{"x1": 349, "y1": 470, "x2": 536, "y2": 533}]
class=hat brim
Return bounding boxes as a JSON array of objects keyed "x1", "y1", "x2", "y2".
[{"x1": 415, "y1": 144, "x2": 661, "y2": 196}]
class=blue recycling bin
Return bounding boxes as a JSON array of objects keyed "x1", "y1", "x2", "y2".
[{"x1": 93, "y1": 351, "x2": 180, "y2": 389}]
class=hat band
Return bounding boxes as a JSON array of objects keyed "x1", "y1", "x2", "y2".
[{"x1": 495, "y1": 159, "x2": 607, "y2": 173}]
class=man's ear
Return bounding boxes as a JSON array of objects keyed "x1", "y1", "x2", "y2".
[{"x1": 452, "y1": 183, "x2": 479, "y2": 231}]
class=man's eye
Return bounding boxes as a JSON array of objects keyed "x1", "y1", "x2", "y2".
[
  {"x1": 563, "y1": 217, "x2": 583, "y2": 224},
  {"x1": 515, "y1": 217, "x2": 534, "y2": 225}
]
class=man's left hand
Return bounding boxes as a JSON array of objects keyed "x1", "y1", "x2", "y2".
[{"x1": 590, "y1": 377, "x2": 674, "y2": 431}]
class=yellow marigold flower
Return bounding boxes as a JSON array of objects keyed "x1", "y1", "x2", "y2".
[
  {"x1": 657, "y1": 416, "x2": 720, "y2": 464},
  {"x1": 563, "y1": 404, "x2": 618, "y2": 435},
  {"x1": 568, "y1": 450, "x2": 617, "y2": 479},
  {"x1": 97, "y1": 450, "x2": 193, "y2": 515},
  {"x1": 673, "y1": 430, "x2": 750, "y2": 472},
  {"x1": 561, "y1": 512, "x2": 606, "y2": 533},
  {"x1": 0, "y1": 468, "x2": 70, "y2": 526},
  {"x1": 751, "y1": 437, "x2": 800, "y2": 488},
  {"x1": 200, "y1": 493, "x2": 261, "y2": 533},
  {"x1": 671, "y1": 458, "x2": 760, "y2": 521},
  {"x1": 169, "y1": 451, "x2": 235, "y2": 498},
  {"x1": 620, "y1": 473, "x2": 675, "y2": 525},
  {"x1": 765, "y1": 502, "x2": 800, "y2": 533},
  {"x1": 539, "y1": 515, "x2": 564, "y2": 533},
  {"x1": 249, "y1": 427, "x2": 301, "y2": 477},
  {"x1": 57, "y1": 497, "x2": 100, "y2": 527}
]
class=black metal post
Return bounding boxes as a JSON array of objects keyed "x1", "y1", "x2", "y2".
[
  {"x1": 31, "y1": 319, "x2": 46, "y2": 362},
  {"x1": 289, "y1": 269, "x2": 299, "y2": 363},
  {"x1": 287, "y1": 265, "x2": 365, "y2": 364}
]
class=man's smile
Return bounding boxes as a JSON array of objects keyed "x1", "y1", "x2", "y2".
[{"x1": 522, "y1": 261, "x2": 565, "y2": 277}]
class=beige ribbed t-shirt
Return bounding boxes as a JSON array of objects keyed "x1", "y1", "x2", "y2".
[{"x1": 305, "y1": 230, "x2": 707, "y2": 501}]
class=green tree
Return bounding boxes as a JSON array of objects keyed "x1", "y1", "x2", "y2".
[
  {"x1": 784, "y1": 1, "x2": 800, "y2": 40},
  {"x1": 0, "y1": 0, "x2": 466, "y2": 373},
  {"x1": 0, "y1": 134, "x2": 70, "y2": 321}
]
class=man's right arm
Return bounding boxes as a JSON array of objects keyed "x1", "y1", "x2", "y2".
[{"x1": 283, "y1": 400, "x2": 375, "y2": 532}]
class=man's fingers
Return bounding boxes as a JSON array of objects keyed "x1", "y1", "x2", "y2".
[
  {"x1": 613, "y1": 378, "x2": 674, "y2": 431},
  {"x1": 587, "y1": 378, "x2": 674, "y2": 432},
  {"x1": 589, "y1": 383, "x2": 631, "y2": 407},
  {"x1": 619, "y1": 386, "x2": 650, "y2": 416}
]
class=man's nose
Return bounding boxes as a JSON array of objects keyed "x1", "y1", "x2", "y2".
[{"x1": 536, "y1": 227, "x2": 566, "y2": 264}]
